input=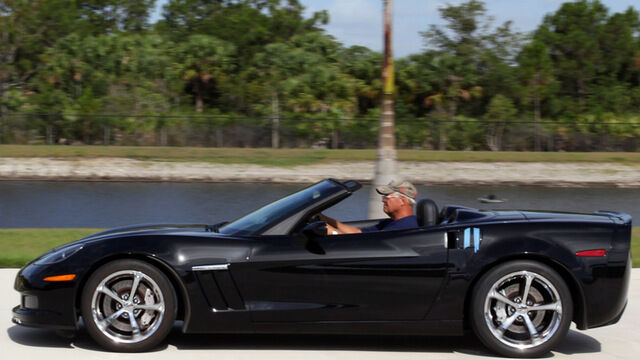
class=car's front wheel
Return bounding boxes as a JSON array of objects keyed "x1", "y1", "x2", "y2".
[
  {"x1": 81, "y1": 259, "x2": 177, "y2": 352},
  {"x1": 470, "y1": 260, "x2": 572, "y2": 358}
]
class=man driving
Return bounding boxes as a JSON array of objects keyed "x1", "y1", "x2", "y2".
[{"x1": 320, "y1": 179, "x2": 419, "y2": 235}]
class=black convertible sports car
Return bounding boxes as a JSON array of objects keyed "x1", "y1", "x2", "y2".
[{"x1": 12, "y1": 179, "x2": 631, "y2": 357}]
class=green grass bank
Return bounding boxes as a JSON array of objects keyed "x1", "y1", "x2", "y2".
[
  {"x1": 2, "y1": 145, "x2": 640, "y2": 166},
  {"x1": 0, "y1": 227, "x2": 638, "y2": 268}
]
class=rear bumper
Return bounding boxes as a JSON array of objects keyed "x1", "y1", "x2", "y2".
[
  {"x1": 605, "y1": 300, "x2": 627, "y2": 327},
  {"x1": 582, "y1": 252, "x2": 631, "y2": 329}
]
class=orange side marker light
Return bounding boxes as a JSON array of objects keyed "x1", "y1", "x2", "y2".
[{"x1": 43, "y1": 274, "x2": 76, "y2": 282}]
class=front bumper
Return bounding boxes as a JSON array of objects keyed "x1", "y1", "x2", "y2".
[
  {"x1": 12, "y1": 264, "x2": 80, "y2": 330},
  {"x1": 12, "y1": 306, "x2": 77, "y2": 330}
]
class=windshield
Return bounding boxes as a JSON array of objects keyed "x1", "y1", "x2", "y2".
[{"x1": 218, "y1": 180, "x2": 344, "y2": 236}]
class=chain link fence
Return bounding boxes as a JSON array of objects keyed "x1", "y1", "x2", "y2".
[{"x1": 1, "y1": 113, "x2": 639, "y2": 151}]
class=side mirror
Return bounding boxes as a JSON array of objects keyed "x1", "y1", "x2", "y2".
[
  {"x1": 294, "y1": 221, "x2": 326, "y2": 255},
  {"x1": 302, "y1": 221, "x2": 327, "y2": 237}
]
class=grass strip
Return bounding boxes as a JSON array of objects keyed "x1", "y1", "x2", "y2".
[
  {"x1": 0, "y1": 228, "x2": 100, "y2": 268},
  {"x1": 2, "y1": 145, "x2": 640, "y2": 166},
  {"x1": 632, "y1": 227, "x2": 640, "y2": 268},
  {"x1": 0, "y1": 227, "x2": 638, "y2": 268}
]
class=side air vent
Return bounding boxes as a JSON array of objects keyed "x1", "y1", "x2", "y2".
[{"x1": 193, "y1": 265, "x2": 245, "y2": 311}]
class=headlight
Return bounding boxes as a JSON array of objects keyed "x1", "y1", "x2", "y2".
[{"x1": 34, "y1": 244, "x2": 83, "y2": 265}]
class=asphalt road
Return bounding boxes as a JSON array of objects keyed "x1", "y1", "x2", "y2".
[{"x1": 2, "y1": 268, "x2": 639, "y2": 359}]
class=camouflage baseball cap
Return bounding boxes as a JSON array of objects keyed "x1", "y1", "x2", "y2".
[{"x1": 376, "y1": 178, "x2": 418, "y2": 200}]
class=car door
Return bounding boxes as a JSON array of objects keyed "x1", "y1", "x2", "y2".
[{"x1": 231, "y1": 226, "x2": 449, "y2": 323}]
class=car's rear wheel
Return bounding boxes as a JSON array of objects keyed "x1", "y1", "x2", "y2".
[
  {"x1": 470, "y1": 260, "x2": 572, "y2": 358},
  {"x1": 81, "y1": 259, "x2": 176, "y2": 352}
]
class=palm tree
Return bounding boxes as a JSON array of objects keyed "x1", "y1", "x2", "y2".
[{"x1": 368, "y1": 0, "x2": 396, "y2": 218}]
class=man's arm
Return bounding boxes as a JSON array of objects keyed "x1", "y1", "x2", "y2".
[{"x1": 319, "y1": 214, "x2": 362, "y2": 234}]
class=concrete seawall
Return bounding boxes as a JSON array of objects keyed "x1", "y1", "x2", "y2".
[{"x1": 1, "y1": 157, "x2": 640, "y2": 186}]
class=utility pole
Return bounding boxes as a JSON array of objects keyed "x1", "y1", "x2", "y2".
[{"x1": 368, "y1": 0, "x2": 397, "y2": 218}]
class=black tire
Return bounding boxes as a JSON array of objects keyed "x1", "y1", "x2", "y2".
[
  {"x1": 470, "y1": 260, "x2": 573, "y2": 358},
  {"x1": 80, "y1": 259, "x2": 177, "y2": 352}
]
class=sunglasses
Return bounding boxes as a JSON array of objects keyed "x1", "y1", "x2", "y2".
[
  {"x1": 382, "y1": 193, "x2": 403, "y2": 200},
  {"x1": 382, "y1": 192, "x2": 416, "y2": 204}
]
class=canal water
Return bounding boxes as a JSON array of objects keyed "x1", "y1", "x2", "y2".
[{"x1": 0, "y1": 181, "x2": 637, "y2": 228}]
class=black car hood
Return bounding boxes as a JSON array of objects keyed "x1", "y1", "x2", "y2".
[
  {"x1": 78, "y1": 223, "x2": 209, "y2": 243},
  {"x1": 28, "y1": 223, "x2": 231, "y2": 267}
]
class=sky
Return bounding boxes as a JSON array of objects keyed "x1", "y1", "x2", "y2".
[{"x1": 153, "y1": 0, "x2": 640, "y2": 57}]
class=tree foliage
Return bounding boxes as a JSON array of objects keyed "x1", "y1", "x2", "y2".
[{"x1": 0, "y1": 0, "x2": 639, "y2": 150}]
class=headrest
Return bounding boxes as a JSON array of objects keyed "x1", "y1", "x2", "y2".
[{"x1": 416, "y1": 198, "x2": 439, "y2": 227}]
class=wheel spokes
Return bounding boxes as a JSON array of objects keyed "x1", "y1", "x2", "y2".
[
  {"x1": 484, "y1": 270, "x2": 564, "y2": 350},
  {"x1": 522, "y1": 313, "x2": 542, "y2": 345},
  {"x1": 521, "y1": 272, "x2": 534, "y2": 302},
  {"x1": 129, "y1": 271, "x2": 142, "y2": 301},
  {"x1": 91, "y1": 269, "x2": 167, "y2": 344},
  {"x1": 489, "y1": 290, "x2": 519, "y2": 308},
  {"x1": 98, "y1": 308, "x2": 126, "y2": 330},
  {"x1": 497, "y1": 312, "x2": 520, "y2": 334},
  {"x1": 128, "y1": 310, "x2": 142, "y2": 340},
  {"x1": 98, "y1": 285, "x2": 124, "y2": 304},
  {"x1": 135, "y1": 303, "x2": 164, "y2": 313},
  {"x1": 531, "y1": 301, "x2": 562, "y2": 314}
]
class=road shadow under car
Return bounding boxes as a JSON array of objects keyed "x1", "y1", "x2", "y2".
[
  {"x1": 166, "y1": 328, "x2": 601, "y2": 357},
  {"x1": 7, "y1": 324, "x2": 600, "y2": 356},
  {"x1": 169, "y1": 331, "x2": 487, "y2": 355},
  {"x1": 6, "y1": 324, "x2": 167, "y2": 352}
]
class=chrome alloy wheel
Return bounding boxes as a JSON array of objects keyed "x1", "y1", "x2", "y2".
[
  {"x1": 90, "y1": 270, "x2": 166, "y2": 344},
  {"x1": 483, "y1": 270, "x2": 563, "y2": 349}
]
